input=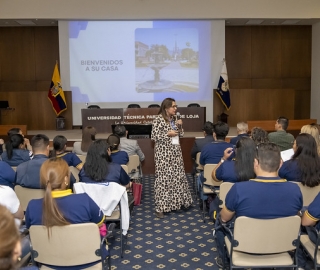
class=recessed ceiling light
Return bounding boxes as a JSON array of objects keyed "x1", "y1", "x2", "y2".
[
  {"x1": 246, "y1": 20, "x2": 264, "y2": 25},
  {"x1": 281, "y1": 20, "x2": 300, "y2": 25}
]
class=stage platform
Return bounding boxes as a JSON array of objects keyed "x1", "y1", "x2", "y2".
[{"x1": 25, "y1": 127, "x2": 238, "y2": 174}]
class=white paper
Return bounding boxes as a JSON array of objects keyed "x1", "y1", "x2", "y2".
[
  {"x1": 281, "y1": 148, "x2": 294, "y2": 162},
  {"x1": 172, "y1": 135, "x2": 180, "y2": 145}
]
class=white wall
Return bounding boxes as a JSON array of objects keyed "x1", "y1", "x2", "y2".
[
  {"x1": 311, "y1": 22, "x2": 320, "y2": 122},
  {"x1": 1, "y1": 0, "x2": 320, "y2": 20}
]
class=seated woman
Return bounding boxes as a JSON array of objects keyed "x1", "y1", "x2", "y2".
[
  {"x1": 301, "y1": 124, "x2": 320, "y2": 156},
  {"x1": 79, "y1": 140, "x2": 130, "y2": 187},
  {"x1": 25, "y1": 158, "x2": 105, "y2": 269},
  {"x1": 1, "y1": 134, "x2": 32, "y2": 166},
  {"x1": 107, "y1": 134, "x2": 129, "y2": 165},
  {"x1": 73, "y1": 126, "x2": 96, "y2": 156},
  {"x1": 250, "y1": 127, "x2": 269, "y2": 145},
  {"x1": 51, "y1": 135, "x2": 83, "y2": 170},
  {"x1": 0, "y1": 161, "x2": 16, "y2": 189},
  {"x1": 212, "y1": 137, "x2": 256, "y2": 183},
  {"x1": 278, "y1": 133, "x2": 320, "y2": 187}
]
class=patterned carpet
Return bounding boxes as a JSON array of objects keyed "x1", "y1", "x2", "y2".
[{"x1": 109, "y1": 174, "x2": 220, "y2": 270}]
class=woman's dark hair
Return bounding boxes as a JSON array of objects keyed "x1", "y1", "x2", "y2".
[
  {"x1": 234, "y1": 137, "x2": 256, "y2": 181},
  {"x1": 107, "y1": 134, "x2": 120, "y2": 151},
  {"x1": 81, "y1": 126, "x2": 97, "y2": 152},
  {"x1": 52, "y1": 135, "x2": 68, "y2": 157},
  {"x1": 291, "y1": 133, "x2": 320, "y2": 187},
  {"x1": 158, "y1": 97, "x2": 175, "y2": 122},
  {"x1": 5, "y1": 134, "x2": 24, "y2": 160},
  {"x1": 84, "y1": 140, "x2": 112, "y2": 181},
  {"x1": 251, "y1": 127, "x2": 269, "y2": 145}
]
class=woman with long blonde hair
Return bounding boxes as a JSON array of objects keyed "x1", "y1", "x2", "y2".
[
  {"x1": 301, "y1": 124, "x2": 320, "y2": 155},
  {"x1": 25, "y1": 158, "x2": 105, "y2": 269}
]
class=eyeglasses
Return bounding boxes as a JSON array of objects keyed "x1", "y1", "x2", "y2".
[{"x1": 171, "y1": 105, "x2": 178, "y2": 108}]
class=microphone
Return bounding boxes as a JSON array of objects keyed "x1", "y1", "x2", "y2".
[{"x1": 176, "y1": 112, "x2": 182, "y2": 130}]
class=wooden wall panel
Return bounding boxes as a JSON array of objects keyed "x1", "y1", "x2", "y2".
[
  {"x1": 281, "y1": 26, "x2": 311, "y2": 78},
  {"x1": 225, "y1": 26, "x2": 252, "y2": 79},
  {"x1": 0, "y1": 91, "x2": 72, "y2": 130},
  {"x1": 34, "y1": 27, "x2": 60, "y2": 81},
  {"x1": 0, "y1": 28, "x2": 35, "y2": 81},
  {"x1": 251, "y1": 26, "x2": 282, "y2": 79},
  {"x1": 224, "y1": 26, "x2": 311, "y2": 124},
  {"x1": 214, "y1": 89, "x2": 295, "y2": 127}
]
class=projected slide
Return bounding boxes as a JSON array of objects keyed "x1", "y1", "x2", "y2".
[{"x1": 69, "y1": 21, "x2": 211, "y2": 104}]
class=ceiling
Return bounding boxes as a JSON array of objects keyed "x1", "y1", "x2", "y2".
[{"x1": 0, "y1": 19, "x2": 319, "y2": 27}]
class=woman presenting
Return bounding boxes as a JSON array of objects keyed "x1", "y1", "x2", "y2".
[{"x1": 151, "y1": 98, "x2": 193, "y2": 218}]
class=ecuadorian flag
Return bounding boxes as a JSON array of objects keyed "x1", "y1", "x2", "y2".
[
  {"x1": 215, "y1": 60, "x2": 231, "y2": 111},
  {"x1": 48, "y1": 63, "x2": 67, "y2": 116}
]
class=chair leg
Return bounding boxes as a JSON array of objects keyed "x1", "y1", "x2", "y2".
[{"x1": 202, "y1": 199, "x2": 206, "y2": 223}]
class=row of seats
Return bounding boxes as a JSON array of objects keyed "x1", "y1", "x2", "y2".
[{"x1": 88, "y1": 103, "x2": 200, "y2": 109}]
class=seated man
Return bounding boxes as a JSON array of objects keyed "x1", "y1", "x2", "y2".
[
  {"x1": 229, "y1": 122, "x2": 249, "y2": 145},
  {"x1": 214, "y1": 142, "x2": 302, "y2": 267},
  {"x1": 190, "y1": 121, "x2": 214, "y2": 160},
  {"x1": 200, "y1": 121, "x2": 233, "y2": 165},
  {"x1": 16, "y1": 134, "x2": 76, "y2": 189},
  {"x1": 268, "y1": 116, "x2": 294, "y2": 151},
  {"x1": 114, "y1": 125, "x2": 145, "y2": 162}
]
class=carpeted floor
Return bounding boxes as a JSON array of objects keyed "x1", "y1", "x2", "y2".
[{"x1": 109, "y1": 174, "x2": 220, "y2": 270}]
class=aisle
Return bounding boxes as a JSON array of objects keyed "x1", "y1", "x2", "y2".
[{"x1": 110, "y1": 174, "x2": 220, "y2": 270}]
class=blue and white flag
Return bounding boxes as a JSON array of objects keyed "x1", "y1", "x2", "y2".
[{"x1": 215, "y1": 60, "x2": 231, "y2": 110}]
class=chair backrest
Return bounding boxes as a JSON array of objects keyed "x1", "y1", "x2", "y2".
[
  {"x1": 127, "y1": 104, "x2": 141, "y2": 108},
  {"x1": 219, "y1": 182, "x2": 234, "y2": 208},
  {"x1": 127, "y1": 155, "x2": 140, "y2": 174},
  {"x1": 69, "y1": 166, "x2": 80, "y2": 182},
  {"x1": 77, "y1": 154, "x2": 86, "y2": 163},
  {"x1": 294, "y1": 182, "x2": 320, "y2": 206},
  {"x1": 14, "y1": 186, "x2": 45, "y2": 211},
  {"x1": 233, "y1": 216, "x2": 301, "y2": 254},
  {"x1": 87, "y1": 105, "x2": 100, "y2": 109},
  {"x1": 203, "y1": 164, "x2": 219, "y2": 186},
  {"x1": 187, "y1": 103, "x2": 200, "y2": 107},
  {"x1": 148, "y1": 104, "x2": 160, "y2": 108},
  {"x1": 29, "y1": 224, "x2": 102, "y2": 266},
  {"x1": 195, "y1": 152, "x2": 203, "y2": 171},
  {"x1": 121, "y1": 164, "x2": 129, "y2": 174}
]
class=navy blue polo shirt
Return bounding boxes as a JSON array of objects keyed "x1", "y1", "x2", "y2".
[
  {"x1": 57, "y1": 152, "x2": 83, "y2": 169},
  {"x1": 225, "y1": 176, "x2": 303, "y2": 218},
  {"x1": 278, "y1": 159, "x2": 301, "y2": 182},
  {"x1": 110, "y1": 150, "x2": 129, "y2": 165},
  {"x1": 200, "y1": 141, "x2": 234, "y2": 165},
  {"x1": 305, "y1": 193, "x2": 320, "y2": 226},
  {"x1": 215, "y1": 160, "x2": 238, "y2": 183}
]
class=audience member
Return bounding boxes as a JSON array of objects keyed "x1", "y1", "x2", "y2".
[
  {"x1": 214, "y1": 142, "x2": 302, "y2": 267},
  {"x1": 0, "y1": 161, "x2": 16, "y2": 189},
  {"x1": 229, "y1": 122, "x2": 249, "y2": 145},
  {"x1": 7, "y1": 127, "x2": 32, "y2": 151},
  {"x1": 278, "y1": 133, "x2": 320, "y2": 187},
  {"x1": 190, "y1": 121, "x2": 214, "y2": 160},
  {"x1": 79, "y1": 139, "x2": 130, "y2": 187},
  {"x1": 299, "y1": 193, "x2": 320, "y2": 269},
  {"x1": 25, "y1": 158, "x2": 105, "y2": 269},
  {"x1": 301, "y1": 123, "x2": 320, "y2": 155},
  {"x1": 199, "y1": 121, "x2": 233, "y2": 165},
  {"x1": 212, "y1": 137, "x2": 256, "y2": 183},
  {"x1": 268, "y1": 116, "x2": 294, "y2": 151},
  {"x1": 107, "y1": 134, "x2": 129, "y2": 165},
  {"x1": 52, "y1": 135, "x2": 83, "y2": 170},
  {"x1": 1, "y1": 134, "x2": 32, "y2": 166},
  {"x1": 72, "y1": 126, "x2": 96, "y2": 155},
  {"x1": 114, "y1": 124, "x2": 145, "y2": 162},
  {"x1": 0, "y1": 185, "x2": 24, "y2": 226},
  {"x1": 250, "y1": 127, "x2": 269, "y2": 145},
  {"x1": 0, "y1": 205, "x2": 22, "y2": 270}
]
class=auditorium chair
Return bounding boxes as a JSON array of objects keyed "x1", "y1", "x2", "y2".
[
  {"x1": 223, "y1": 216, "x2": 301, "y2": 269},
  {"x1": 29, "y1": 223, "x2": 110, "y2": 269},
  {"x1": 187, "y1": 103, "x2": 200, "y2": 107},
  {"x1": 300, "y1": 226, "x2": 320, "y2": 270},
  {"x1": 127, "y1": 104, "x2": 141, "y2": 108},
  {"x1": 218, "y1": 182, "x2": 234, "y2": 209},
  {"x1": 293, "y1": 182, "x2": 320, "y2": 206},
  {"x1": 88, "y1": 105, "x2": 100, "y2": 109},
  {"x1": 14, "y1": 186, "x2": 45, "y2": 211},
  {"x1": 148, "y1": 104, "x2": 160, "y2": 108}
]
